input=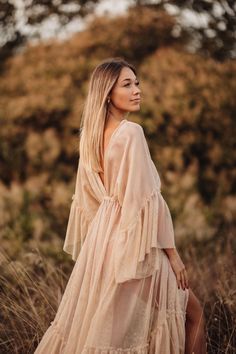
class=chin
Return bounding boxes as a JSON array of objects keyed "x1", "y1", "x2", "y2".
[
  {"x1": 131, "y1": 106, "x2": 141, "y2": 112},
  {"x1": 120, "y1": 105, "x2": 140, "y2": 114},
  {"x1": 126, "y1": 104, "x2": 141, "y2": 111}
]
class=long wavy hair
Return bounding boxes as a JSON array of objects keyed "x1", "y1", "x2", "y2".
[{"x1": 79, "y1": 57, "x2": 136, "y2": 172}]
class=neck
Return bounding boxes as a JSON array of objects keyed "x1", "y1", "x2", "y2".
[{"x1": 107, "y1": 105, "x2": 128, "y2": 124}]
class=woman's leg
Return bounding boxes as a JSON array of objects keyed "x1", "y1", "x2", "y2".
[{"x1": 185, "y1": 288, "x2": 207, "y2": 354}]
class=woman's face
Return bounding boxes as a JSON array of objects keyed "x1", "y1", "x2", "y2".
[{"x1": 109, "y1": 67, "x2": 141, "y2": 113}]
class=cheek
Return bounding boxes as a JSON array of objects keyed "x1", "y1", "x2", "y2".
[{"x1": 111, "y1": 88, "x2": 130, "y2": 106}]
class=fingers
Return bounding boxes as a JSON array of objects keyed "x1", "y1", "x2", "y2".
[
  {"x1": 184, "y1": 268, "x2": 189, "y2": 289},
  {"x1": 179, "y1": 267, "x2": 189, "y2": 290},
  {"x1": 176, "y1": 274, "x2": 181, "y2": 290},
  {"x1": 180, "y1": 270, "x2": 186, "y2": 290},
  {"x1": 169, "y1": 255, "x2": 189, "y2": 291}
]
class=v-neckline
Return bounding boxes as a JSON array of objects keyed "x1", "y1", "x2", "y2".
[{"x1": 97, "y1": 119, "x2": 127, "y2": 193}]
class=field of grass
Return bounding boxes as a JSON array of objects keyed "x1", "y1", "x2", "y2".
[{"x1": 0, "y1": 229, "x2": 235, "y2": 354}]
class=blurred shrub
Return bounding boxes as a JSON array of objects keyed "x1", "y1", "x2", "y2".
[{"x1": 0, "y1": 6, "x2": 235, "y2": 255}]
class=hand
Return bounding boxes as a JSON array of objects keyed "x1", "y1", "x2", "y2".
[{"x1": 166, "y1": 250, "x2": 189, "y2": 290}]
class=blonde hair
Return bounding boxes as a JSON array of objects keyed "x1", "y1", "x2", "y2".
[{"x1": 79, "y1": 57, "x2": 136, "y2": 172}]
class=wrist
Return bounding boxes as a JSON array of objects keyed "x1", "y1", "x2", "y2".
[{"x1": 163, "y1": 248, "x2": 178, "y2": 259}]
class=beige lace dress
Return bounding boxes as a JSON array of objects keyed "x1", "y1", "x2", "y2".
[{"x1": 34, "y1": 119, "x2": 189, "y2": 354}]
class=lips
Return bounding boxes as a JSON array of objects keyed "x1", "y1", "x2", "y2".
[{"x1": 131, "y1": 98, "x2": 141, "y2": 102}]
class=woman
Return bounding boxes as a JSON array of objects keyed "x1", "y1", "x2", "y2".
[{"x1": 34, "y1": 58, "x2": 206, "y2": 353}]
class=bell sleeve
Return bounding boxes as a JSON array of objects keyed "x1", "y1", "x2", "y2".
[
  {"x1": 114, "y1": 123, "x2": 176, "y2": 283},
  {"x1": 63, "y1": 159, "x2": 99, "y2": 261}
]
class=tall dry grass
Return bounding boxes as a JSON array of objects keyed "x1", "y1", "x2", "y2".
[
  {"x1": 0, "y1": 248, "x2": 71, "y2": 354},
  {"x1": 180, "y1": 229, "x2": 236, "y2": 353},
  {"x1": 0, "y1": 230, "x2": 235, "y2": 353}
]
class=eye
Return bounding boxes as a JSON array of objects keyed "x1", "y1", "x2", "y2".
[{"x1": 124, "y1": 81, "x2": 140, "y2": 87}]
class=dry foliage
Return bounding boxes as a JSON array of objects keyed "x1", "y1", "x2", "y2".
[{"x1": 0, "y1": 6, "x2": 235, "y2": 353}]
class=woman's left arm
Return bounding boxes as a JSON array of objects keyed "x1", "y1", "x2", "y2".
[{"x1": 163, "y1": 248, "x2": 189, "y2": 290}]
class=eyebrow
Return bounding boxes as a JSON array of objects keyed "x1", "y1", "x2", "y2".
[{"x1": 121, "y1": 78, "x2": 138, "y2": 82}]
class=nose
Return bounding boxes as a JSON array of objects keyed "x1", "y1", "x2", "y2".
[{"x1": 133, "y1": 85, "x2": 141, "y2": 95}]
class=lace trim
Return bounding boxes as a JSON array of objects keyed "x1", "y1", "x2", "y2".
[
  {"x1": 50, "y1": 311, "x2": 186, "y2": 353},
  {"x1": 82, "y1": 343, "x2": 149, "y2": 353},
  {"x1": 150, "y1": 308, "x2": 187, "y2": 338},
  {"x1": 49, "y1": 321, "x2": 149, "y2": 353}
]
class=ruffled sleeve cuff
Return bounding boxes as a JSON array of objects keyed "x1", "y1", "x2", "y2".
[
  {"x1": 114, "y1": 188, "x2": 176, "y2": 283},
  {"x1": 63, "y1": 194, "x2": 91, "y2": 261}
]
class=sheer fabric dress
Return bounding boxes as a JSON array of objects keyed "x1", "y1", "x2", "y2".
[{"x1": 34, "y1": 119, "x2": 189, "y2": 354}]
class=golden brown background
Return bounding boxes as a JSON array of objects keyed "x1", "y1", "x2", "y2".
[{"x1": 0, "y1": 1, "x2": 235, "y2": 353}]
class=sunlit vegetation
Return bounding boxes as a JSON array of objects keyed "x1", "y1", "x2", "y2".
[{"x1": 0, "y1": 5, "x2": 235, "y2": 353}]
